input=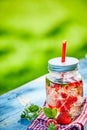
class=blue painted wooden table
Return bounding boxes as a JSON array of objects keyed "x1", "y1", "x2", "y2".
[{"x1": 0, "y1": 58, "x2": 87, "y2": 130}]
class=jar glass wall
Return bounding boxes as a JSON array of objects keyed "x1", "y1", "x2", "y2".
[{"x1": 46, "y1": 57, "x2": 84, "y2": 123}]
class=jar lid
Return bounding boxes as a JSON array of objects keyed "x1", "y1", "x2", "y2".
[{"x1": 48, "y1": 57, "x2": 79, "y2": 72}]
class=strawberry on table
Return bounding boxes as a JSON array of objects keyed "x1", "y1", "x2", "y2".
[
  {"x1": 57, "y1": 112, "x2": 71, "y2": 125},
  {"x1": 46, "y1": 119, "x2": 58, "y2": 130}
]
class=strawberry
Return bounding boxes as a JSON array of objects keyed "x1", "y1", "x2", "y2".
[
  {"x1": 46, "y1": 119, "x2": 58, "y2": 129},
  {"x1": 60, "y1": 103, "x2": 70, "y2": 112},
  {"x1": 66, "y1": 96, "x2": 77, "y2": 106},
  {"x1": 69, "y1": 82, "x2": 76, "y2": 87},
  {"x1": 56, "y1": 100, "x2": 62, "y2": 108},
  {"x1": 60, "y1": 105, "x2": 67, "y2": 112},
  {"x1": 60, "y1": 96, "x2": 77, "y2": 112},
  {"x1": 69, "y1": 81, "x2": 83, "y2": 88},
  {"x1": 76, "y1": 80, "x2": 83, "y2": 87},
  {"x1": 48, "y1": 104, "x2": 54, "y2": 109},
  {"x1": 52, "y1": 84, "x2": 61, "y2": 92},
  {"x1": 61, "y1": 92, "x2": 67, "y2": 98},
  {"x1": 57, "y1": 112, "x2": 71, "y2": 124},
  {"x1": 61, "y1": 84, "x2": 69, "y2": 89},
  {"x1": 65, "y1": 85, "x2": 69, "y2": 90}
]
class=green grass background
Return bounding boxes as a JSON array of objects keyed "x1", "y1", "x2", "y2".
[{"x1": 0, "y1": 0, "x2": 87, "y2": 95}]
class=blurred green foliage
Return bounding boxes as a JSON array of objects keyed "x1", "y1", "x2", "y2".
[{"x1": 0, "y1": 0, "x2": 87, "y2": 95}]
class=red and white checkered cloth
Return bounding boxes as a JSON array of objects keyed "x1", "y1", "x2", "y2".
[{"x1": 28, "y1": 98, "x2": 87, "y2": 130}]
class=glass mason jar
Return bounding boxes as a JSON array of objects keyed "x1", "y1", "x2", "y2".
[{"x1": 46, "y1": 57, "x2": 84, "y2": 123}]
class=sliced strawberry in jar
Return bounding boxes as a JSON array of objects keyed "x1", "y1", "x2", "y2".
[
  {"x1": 48, "y1": 104, "x2": 52, "y2": 109},
  {"x1": 61, "y1": 92, "x2": 67, "y2": 98},
  {"x1": 60, "y1": 104, "x2": 70, "y2": 112},
  {"x1": 56, "y1": 100, "x2": 62, "y2": 108},
  {"x1": 60, "y1": 96, "x2": 77, "y2": 112},
  {"x1": 52, "y1": 84, "x2": 61, "y2": 92},
  {"x1": 60, "y1": 105, "x2": 67, "y2": 112},
  {"x1": 66, "y1": 96, "x2": 77, "y2": 106},
  {"x1": 69, "y1": 82, "x2": 76, "y2": 87},
  {"x1": 65, "y1": 85, "x2": 69, "y2": 90},
  {"x1": 61, "y1": 84, "x2": 69, "y2": 89},
  {"x1": 57, "y1": 112, "x2": 71, "y2": 125},
  {"x1": 76, "y1": 80, "x2": 83, "y2": 87},
  {"x1": 48, "y1": 104, "x2": 54, "y2": 109},
  {"x1": 76, "y1": 81, "x2": 80, "y2": 87}
]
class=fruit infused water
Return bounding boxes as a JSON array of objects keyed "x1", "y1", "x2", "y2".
[{"x1": 46, "y1": 57, "x2": 84, "y2": 124}]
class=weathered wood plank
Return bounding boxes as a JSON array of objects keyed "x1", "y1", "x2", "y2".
[
  {"x1": 0, "y1": 58, "x2": 87, "y2": 130},
  {"x1": 0, "y1": 76, "x2": 46, "y2": 130}
]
